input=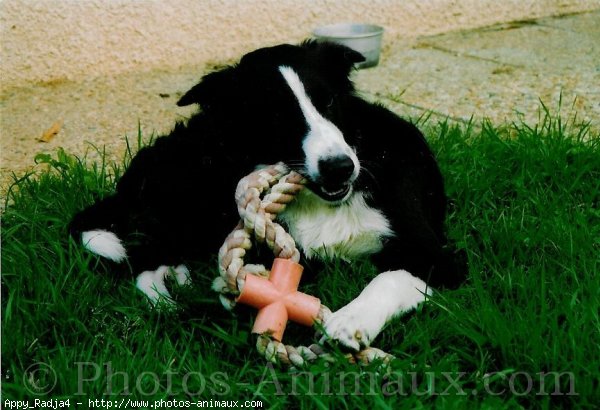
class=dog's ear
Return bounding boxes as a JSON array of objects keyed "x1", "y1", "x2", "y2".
[
  {"x1": 303, "y1": 40, "x2": 365, "y2": 85},
  {"x1": 177, "y1": 66, "x2": 236, "y2": 108}
]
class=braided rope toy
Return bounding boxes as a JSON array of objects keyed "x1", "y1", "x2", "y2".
[{"x1": 212, "y1": 163, "x2": 394, "y2": 367}]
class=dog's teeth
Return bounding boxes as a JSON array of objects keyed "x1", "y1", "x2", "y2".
[{"x1": 318, "y1": 183, "x2": 352, "y2": 200}]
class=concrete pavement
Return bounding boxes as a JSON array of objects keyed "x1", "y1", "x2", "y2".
[
  {"x1": 357, "y1": 10, "x2": 600, "y2": 126},
  {"x1": 1, "y1": 10, "x2": 599, "y2": 187}
]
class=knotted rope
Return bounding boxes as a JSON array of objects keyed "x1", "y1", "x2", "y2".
[{"x1": 212, "y1": 163, "x2": 393, "y2": 367}]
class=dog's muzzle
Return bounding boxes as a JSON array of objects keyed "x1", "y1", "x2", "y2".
[{"x1": 313, "y1": 155, "x2": 356, "y2": 202}]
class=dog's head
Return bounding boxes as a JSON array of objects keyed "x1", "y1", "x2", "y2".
[{"x1": 178, "y1": 41, "x2": 365, "y2": 203}]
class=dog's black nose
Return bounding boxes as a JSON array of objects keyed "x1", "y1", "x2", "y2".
[{"x1": 318, "y1": 155, "x2": 355, "y2": 185}]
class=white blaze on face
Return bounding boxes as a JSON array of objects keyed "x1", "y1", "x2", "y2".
[{"x1": 278, "y1": 66, "x2": 359, "y2": 182}]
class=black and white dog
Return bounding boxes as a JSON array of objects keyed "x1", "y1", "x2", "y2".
[{"x1": 70, "y1": 41, "x2": 465, "y2": 351}]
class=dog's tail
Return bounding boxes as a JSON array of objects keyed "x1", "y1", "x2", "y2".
[{"x1": 68, "y1": 195, "x2": 128, "y2": 263}]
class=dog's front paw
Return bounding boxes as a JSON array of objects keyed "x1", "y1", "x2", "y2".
[{"x1": 320, "y1": 303, "x2": 386, "y2": 351}]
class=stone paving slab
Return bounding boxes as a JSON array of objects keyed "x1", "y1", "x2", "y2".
[
  {"x1": 423, "y1": 25, "x2": 600, "y2": 73},
  {"x1": 2, "y1": 10, "x2": 599, "y2": 190},
  {"x1": 420, "y1": 19, "x2": 599, "y2": 72},
  {"x1": 540, "y1": 9, "x2": 600, "y2": 35},
  {"x1": 356, "y1": 10, "x2": 600, "y2": 125}
]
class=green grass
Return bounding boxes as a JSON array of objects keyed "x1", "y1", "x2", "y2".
[{"x1": 2, "y1": 112, "x2": 599, "y2": 409}]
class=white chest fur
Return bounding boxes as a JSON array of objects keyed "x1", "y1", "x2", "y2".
[{"x1": 278, "y1": 190, "x2": 394, "y2": 261}]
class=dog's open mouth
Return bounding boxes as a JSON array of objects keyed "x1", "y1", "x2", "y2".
[
  {"x1": 309, "y1": 182, "x2": 352, "y2": 202},
  {"x1": 290, "y1": 168, "x2": 354, "y2": 203}
]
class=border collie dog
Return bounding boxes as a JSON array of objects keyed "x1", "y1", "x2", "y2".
[{"x1": 70, "y1": 41, "x2": 465, "y2": 351}]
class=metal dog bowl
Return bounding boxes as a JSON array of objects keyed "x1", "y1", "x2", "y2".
[{"x1": 312, "y1": 23, "x2": 384, "y2": 69}]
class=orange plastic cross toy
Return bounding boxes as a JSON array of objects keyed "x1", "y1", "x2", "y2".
[{"x1": 236, "y1": 258, "x2": 321, "y2": 341}]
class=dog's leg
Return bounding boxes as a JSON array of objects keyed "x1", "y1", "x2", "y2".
[
  {"x1": 135, "y1": 265, "x2": 192, "y2": 307},
  {"x1": 172, "y1": 264, "x2": 192, "y2": 286},
  {"x1": 321, "y1": 269, "x2": 431, "y2": 351},
  {"x1": 81, "y1": 230, "x2": 127, "y2": 262}
]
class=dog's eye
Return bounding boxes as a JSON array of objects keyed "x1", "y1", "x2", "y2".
[
  {"x1": 314, "y1": 93, "x2": 336, "y2": 115},
  {"x1": 322, "y1": 96, "x2": 340, "y2": 118}
]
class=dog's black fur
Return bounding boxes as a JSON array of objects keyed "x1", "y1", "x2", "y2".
[{"x1": 69, "y1": 41, "x2": 465, "y2": 289}]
